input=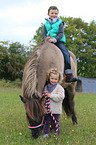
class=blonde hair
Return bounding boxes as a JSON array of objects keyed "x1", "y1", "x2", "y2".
[{"x1": 47, "y1": 68, "x2": 62, "y2": 83}]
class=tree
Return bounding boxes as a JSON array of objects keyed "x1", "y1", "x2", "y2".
[
  {"x1": 0, "y1": 41, "x2": 31, "y2": 81},
  {"x1": 30, "y1": 23, "x2": 44, "y2": 49}
]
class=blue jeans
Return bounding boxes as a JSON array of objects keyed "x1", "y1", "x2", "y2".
[{"x1": 55, "y1": 42, "x2": 72, "y2": 74}]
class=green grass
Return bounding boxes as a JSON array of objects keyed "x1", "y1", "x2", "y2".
[{"x1": 0, "y1": 87, "x2": 96, "y2": 145}]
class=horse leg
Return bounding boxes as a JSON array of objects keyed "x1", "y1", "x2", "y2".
[
  {"x1": 68, "y1": 94, "x2": 78, "y2": 125},
  {"x1": 63, "y1": 84, "x2": 78, "y2": 125},
  {"x1": 67, "y1": 85, "x2": 78, "y2": 125},
  {"x1": 62, "y1": 89, "x2": 70, "y2": 116}
]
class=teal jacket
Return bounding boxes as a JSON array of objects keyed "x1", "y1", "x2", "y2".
[{"x1": 44, "y1": 18, "x2": 66, "y2": 43}]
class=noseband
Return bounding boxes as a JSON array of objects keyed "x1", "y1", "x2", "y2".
[{"x1": 26, "y1": 114, "x2": 44, "y2": 130}]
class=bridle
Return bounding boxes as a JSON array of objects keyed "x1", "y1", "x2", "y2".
[
  {"x1": 19, "y1": 95, "x2": 44, "y2": 130},
  {"x1": 26, "y1": 114, "x2": 44, "y2": 129}
]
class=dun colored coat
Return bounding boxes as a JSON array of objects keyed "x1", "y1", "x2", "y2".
[{"x1": 20, "y1": 41, "x2": 78, "y2": 138}]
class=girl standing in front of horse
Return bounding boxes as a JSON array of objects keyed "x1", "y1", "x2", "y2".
[
  {"x1": 43, "y1": 69, "x2": 65, "y2": 137},
  {"x1": 42, "y1": 6, "x2": 77, "y2": 83}
]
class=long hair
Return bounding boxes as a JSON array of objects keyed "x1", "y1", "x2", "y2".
[{"x1": 22, "y1": 47, "x2": 40, "y2": 99}]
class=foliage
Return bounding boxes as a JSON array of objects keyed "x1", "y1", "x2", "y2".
[
  {"x1": 30, "y1": 23, "x2": 44, "y2": 49},
  {"x1": 0, "y1": 87, "x2": 96, "y2": 145},
  {"x1": 0, "y1": 41, "x2": 33, "y2": 81},
  {"x1": 0, "y1": 79, "x2": 22, "y2": 88},
  {"x1": 31, "y1": 17, "x2": 96, "y2": 78}
]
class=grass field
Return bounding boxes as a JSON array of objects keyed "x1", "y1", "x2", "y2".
[{"x1": 0, "y1": 87, "x2": 96, "y2": 145}]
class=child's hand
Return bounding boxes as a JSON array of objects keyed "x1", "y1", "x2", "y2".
[
  {"x1": 47, "y1": 93, "x2": 51, "y2": 98},
  {"x1": 48, "y1": 39, "x2": 54, "y2": 43},
  {"x1": 44, "y1": 36, "x2": 51, "y2": 41},
  {"x1": 44, "y1": 36, "x2": 54, "y2": 43}
]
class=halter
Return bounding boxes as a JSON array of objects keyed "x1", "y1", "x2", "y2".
[{"x1": 26, "y1": 113, "x2": 44, "y2": 129}]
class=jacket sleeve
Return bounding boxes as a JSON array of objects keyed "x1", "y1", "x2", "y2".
[
  {"x1": 50, "y1": 86, "x2": 65, "y2": 102},
  {"x1": 55, "y1": 22, "x2": 64, "y2": 42},
  {"x1": 42, "y1": 25, "x2": 47, "y2": 40}
]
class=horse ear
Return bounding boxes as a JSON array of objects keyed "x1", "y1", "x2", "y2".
[{"x1": 19, "y1": 95, "x2": 27, "y2": 103}]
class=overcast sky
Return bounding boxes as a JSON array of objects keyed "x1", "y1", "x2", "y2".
[{"x1": 0, "y1": 0, "x2": 96, "y2": 45}]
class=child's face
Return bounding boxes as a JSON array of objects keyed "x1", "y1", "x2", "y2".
[
  {"x1": 48, "y1": 9, "x2": 58, "y2": 20},
  {"x1": 49, "y1": 73, "x2": 59, "y2": 85}
]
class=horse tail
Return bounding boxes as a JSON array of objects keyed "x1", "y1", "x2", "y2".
[
  {"x1": 22, "y1": 47, "x2": 40, "y2": 99},
  {"x1": 62, "y1": 88, "x2": 71, "y2": 116}
]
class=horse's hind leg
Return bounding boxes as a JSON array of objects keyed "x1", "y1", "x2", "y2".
[
  {"x1": 68, "y1": 85, "x2": 78, "y2": 125},
  {"x1": 69, "y1": 94, "x2": 78, "y2": 125},
  {"x1": 63, "y1": 84, "x2": 78, "y2": 125}
]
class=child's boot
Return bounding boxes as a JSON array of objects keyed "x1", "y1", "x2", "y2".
[{"x1": 66, "y1": 74, "x2": 77, "y2": 83}]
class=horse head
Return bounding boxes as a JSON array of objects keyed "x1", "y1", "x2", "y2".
[{"x1": 19, "y1": 94, "x2": 46, "y2": 138}]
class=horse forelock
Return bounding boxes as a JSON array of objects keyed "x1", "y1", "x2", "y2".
[{"x1": 26, "y1": 96, "x2": 46, "y2": 121}]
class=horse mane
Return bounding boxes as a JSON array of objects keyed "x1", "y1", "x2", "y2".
[
  {"x1": 22, "y1": 44, "x2": 42, "y2": 99},
  {"x1": 22, "y1": 42, "x2": 46, "y2": 120}
]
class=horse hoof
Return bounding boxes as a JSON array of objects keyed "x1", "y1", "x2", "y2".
[{"x1": 73, "y1": 122, "x2": 78, "y2": 126}]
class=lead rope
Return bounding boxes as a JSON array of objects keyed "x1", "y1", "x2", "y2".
[{"x1": 42, "y1": 92, "x2": 59, "y2": 133}]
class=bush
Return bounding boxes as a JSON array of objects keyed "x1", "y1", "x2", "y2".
[
  {"x1": 0, "y1": 79, "x2": 22, "y2": 88},
  {"x1": 11, "y1": 79, "x2": 22, "y2": 88},
  {"x1": 0, "y1": 79, "x2": 6, "y2": 87}
]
